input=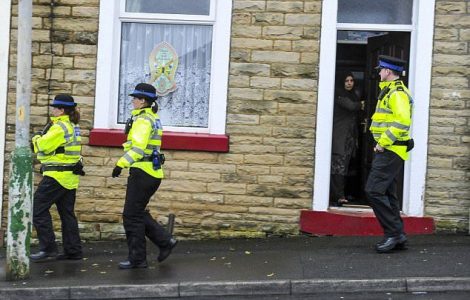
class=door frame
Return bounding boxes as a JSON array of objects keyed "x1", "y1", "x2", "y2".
[
  {"x1": 0, "y1": 0, "x2": 12, "y2": 226},
  {"x1": 313, "y1": 0, "x2": 435, "y2": 216}
]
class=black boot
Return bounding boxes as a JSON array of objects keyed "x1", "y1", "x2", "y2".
[
  {"x1": 158, "y1": 238, "x2": 178, "y2": 262},
  {"x1": 375, "y1": 234, "x2": 407, "y2": 250}
]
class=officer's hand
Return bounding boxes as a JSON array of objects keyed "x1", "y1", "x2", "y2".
[
  {"x1": 112, "y1": 166, "x2": 122, "y2": 178},
  {"x1": 374, "y1": 144, "x2": 384, "y2": 153}
]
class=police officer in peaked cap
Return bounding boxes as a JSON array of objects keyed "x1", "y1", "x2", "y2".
[
  {"x1": 366, "y1": 55, "x2": 414, "y2": 253},
  {"x1": 375, "y1": 55, "x2": 407, "y2": 74}
]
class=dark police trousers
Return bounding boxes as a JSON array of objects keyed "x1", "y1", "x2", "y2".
[
  {"x1": 365, "y1": 150, "x2": 404, "y2": 238},
  {"x1": 33, "y1": 176, "x2": 82, "y2": 255},
  {"x1": 124, "y1": 167, "x2": 171, "y2": 264}
]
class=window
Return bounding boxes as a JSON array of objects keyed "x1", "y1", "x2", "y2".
[
  {"x1": 94, "y1": 0, "x2": 232, "y2": 137},
  {"x1": 125, "y1": 0, "x2": 211, "y2": 15},
  {"x1": 118, "y1": 23, "x2": 213, "y2": 128},
  {"x1": 337, "y1": 0, "x2": 413, "y2": 25}
]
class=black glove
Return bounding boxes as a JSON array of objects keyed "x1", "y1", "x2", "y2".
[
  {"x1": 73, "y1": 160, "x2": 86, "y2": 176},
  {"x1": 112, "y1": 166, "x2": 122, "y2": 178}
]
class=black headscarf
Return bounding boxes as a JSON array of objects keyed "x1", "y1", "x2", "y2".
[{"x1": 335, "y1": 71, "x2": 358, "y2": 101}]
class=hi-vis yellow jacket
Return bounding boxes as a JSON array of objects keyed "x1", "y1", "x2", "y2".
[
  {"x1": 370, "y1": 80, "x2": 413, "y2": 161},
  {"x1": 117, "y1": 107, "x2": 164, "y2": 179},
  {"x1": 32, "y1": 115, "x2": 82, "y2": 189}
]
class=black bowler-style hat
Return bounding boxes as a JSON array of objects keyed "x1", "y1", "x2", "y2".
[
  {"x1": 129, "y1": 83, "x2": 158, "y2": 101},
  {"x1": 50, "y1": 94, "x2": 77, "y2": 108},
  {"x1": 375, "y1": 55, "x2": 407, "y2": 72}
]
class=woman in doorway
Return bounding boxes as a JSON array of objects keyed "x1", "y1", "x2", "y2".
[{"x1": 330, "y1": 71, "x2": 363, "y2": 207}]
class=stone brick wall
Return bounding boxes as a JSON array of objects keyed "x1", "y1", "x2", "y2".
[
  {"x1": 427, "y1": 0, "x2": 470, "y2": 233},
  {"x1": 220, "y1": 0, "x2": 320, "y2": 238},
  {"x1": 3, "y1": 0, "x2": 320, "y2": 241},
  {"x1": 3, "y1": 0, "x2": 469, "y2": 240}
]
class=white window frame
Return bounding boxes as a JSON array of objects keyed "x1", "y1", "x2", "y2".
[
  {"x1": 314, "y1": 0, "x2": 435, "y2": 216},
  {"x1": 94, "y1": 0, "x2": 232, "y2": 134}
]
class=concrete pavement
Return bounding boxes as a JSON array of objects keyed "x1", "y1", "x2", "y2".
[{"x1": 1, "y1": 234, "x2": 469, "y2": 299}]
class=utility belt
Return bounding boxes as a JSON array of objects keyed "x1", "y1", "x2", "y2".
[
  {"x1": 141, "y1": 153, "x2": 165, "y2": 163},
  {"x1": 392, "y1": 138, "x2": 414, "y2": 152},
  {"x1": 40, "y1": 159, "x2": 85, "y2": 176},
  {"x1": 141, "y1": 152, "x2": 165, "y2": 170},
  {"x1": 42, "y1": 165, "x2": 74, "y2": 172}
]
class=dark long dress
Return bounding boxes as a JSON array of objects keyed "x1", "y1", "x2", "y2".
[{"x1": 330, "y1": 87, "x2": 361, "y2": 204}]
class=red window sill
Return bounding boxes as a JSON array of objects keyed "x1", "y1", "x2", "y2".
[{"x1": 89, "y1": 129, "x2": 229, "y2": 152}]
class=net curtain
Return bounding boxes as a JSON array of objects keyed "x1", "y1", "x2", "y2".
[{"x1": 118, "y1": 22, "x2": 213, "y2": 128}]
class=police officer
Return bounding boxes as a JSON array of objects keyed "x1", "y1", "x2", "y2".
[
  {"x1": 112, "y1": 83, "x2": 177, "y2": 269},
  {"x1": 365, "y1": 55, "x2": 414, "y2": 253},
  {"x1": 30, "y1": 94, "x2": 84, "y2": 261}
]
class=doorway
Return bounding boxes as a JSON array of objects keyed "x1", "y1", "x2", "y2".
[
  {"x1": 313, "y1": 0, "x2": 435, "y2": 216},
  {"x1": 333, "y1": 31, "x2": 410, "y2": 208}
]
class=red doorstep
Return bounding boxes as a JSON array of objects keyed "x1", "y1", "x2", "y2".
[{"x1": 299, "y1": 209, "x2": 435, "y2": 236}]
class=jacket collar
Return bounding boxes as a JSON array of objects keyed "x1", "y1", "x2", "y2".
[
  {"x1": 131, "y1": 107, "x2": 153, "y2": 116},
  {"x1": 379, "y1": 79, "x2": 403, "y2": 89},
  {"x1": 51, "y1": 115, "x2": 70, "y2": 122}
]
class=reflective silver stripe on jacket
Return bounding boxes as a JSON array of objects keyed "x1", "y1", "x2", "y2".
[
  {"x1": 370, "y1": 121, "x2": 409, "y2": 131},
  {"x1": 131, "y1": 147, "x2": 145, "y2": 156},
  {"x1": 57, "y1": 122, "x2": 71, "y2": 141},
  {"x1": 376, "y1": 108, "x2": 392, "y2": 114},
  {"x1": 146, "y1": 145, "x2": 161, "y2": 152},
  {"x1": 385, "y1": 130, "x2": 396, "y2": 142},
  {"x1": 42, "y1": 163, "x2": 75, "y2": 167},
  {"x1": 122, "y1": 153, "x2": 136, "y2": 164}
]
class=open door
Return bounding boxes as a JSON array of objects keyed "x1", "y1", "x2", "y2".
[{"x1": 360, "y1": 32, "x2": 411, "y2": 208}]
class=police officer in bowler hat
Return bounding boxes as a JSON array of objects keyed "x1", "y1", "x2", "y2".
[
  {"x1": 112, "y1": 83, "x2": 177, "y2": 269},
  {"x1": 30, "y1": 94, "x2": 83, "y2": 261}
]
